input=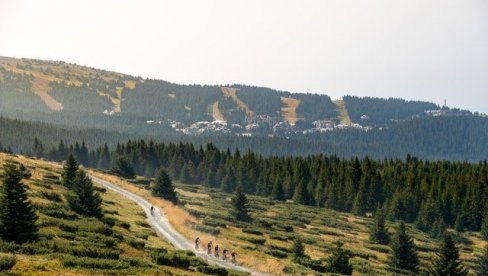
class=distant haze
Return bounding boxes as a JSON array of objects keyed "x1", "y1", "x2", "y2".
[{"x1": 1, "y1": 0, "x2": 487, "y2": 113}]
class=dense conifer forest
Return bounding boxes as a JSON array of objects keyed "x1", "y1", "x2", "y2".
[{"x1": 25, "y1": 138, "x2": 488, "y2": 238}]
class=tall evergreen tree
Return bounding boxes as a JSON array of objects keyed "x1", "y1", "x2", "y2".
[
  {"x1": 389, "y1": 221, "x2": 419, "y2": 273},
  {"x1": 481, "y1": 211, "x2": 488, "y2": 241},
  {"x1": 325, "y1": 242, "x2": 353, "y2": 275},
  {"x1": 0, "y1": 162, "x2": 38, "y2": 243},
  {"x1": 61, "y1": 154, "x2": 78, "y2": 188},
  {"x1": 111, "y1": 156, "x2": 135, "y2": 179},
  {"x1": 65, "y1": 169, "x2": 103, "y2": 218},
  {"x1": 370, "y1": 205, "x2": 390, "y2": 245},
  {"x1": 476, "y1": 245, "x2": 488, "y2": 276},
  {"x1": 291, "y1": 237, "x2": 306, "y2": 260},
  {"x1": 293, "y1": 180, "x2": 310, "y2": 205},
  {"x1": 430, "y1": 232, "x2": 468, "y2": 276},
  {"x1": 230, "y1": 185, "x2": 251, "y2": 222},
  {"x1": 151, "y1": 168, "x2": 178, "y2": 204},
  {"x1": 271, "y1": 180, "x2": 285, "y2": 201}
]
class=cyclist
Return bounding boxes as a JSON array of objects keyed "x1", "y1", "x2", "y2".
[
  {"x1": 214, "y1": 245, "x2": 220, "y2": 258},
  {"x1": 195, "y1": 237, "x2": 200, "y2": 250},
  {"x1": 222, "y1": 248, "x2": 228, "y2": 261},
  {"x1": 150, "y1": 206, "x2": 154, "y2": 216},
  {"x1": 207, "y1": 241, "x2": 213, "y2": 255},
  {"x1": 231, "y1": 250, "x2": 237, "y2": 264}
]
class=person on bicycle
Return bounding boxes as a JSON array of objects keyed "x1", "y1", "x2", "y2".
[
  {"x1": 214, "y1": 245, "x2": 220, "y2": 258},
  {"x1": 207, "y1": 241, "x2": 212, "y2": 255},
  {"x1": 222, "y1": 248, "x2": 228, "y2": 261},
  {"x1": 195, "y1": 237, "x2": 200, "y2": 250},
  {"x1": 231, "y1": 250, "x2": 237, "y2": 264},
  {"x1": 150, "y1": 206, "x2": 155, "y2": 216}
]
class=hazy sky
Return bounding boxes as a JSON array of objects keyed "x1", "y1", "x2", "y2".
[{"x1": 1, "y1": 0, "x2": 487, "y2": 113}]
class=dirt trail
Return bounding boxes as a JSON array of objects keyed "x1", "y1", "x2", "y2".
[{"x1": 90, "y1": 175, "x2": 261, "y2": 275}]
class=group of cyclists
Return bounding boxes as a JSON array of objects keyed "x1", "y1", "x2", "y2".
[
  {"x1": 194, "y1": 237, "x2": 237, "y2": 264},
  {"x1": 149, "y1": 207, "x2": 238, "y2": 265}
]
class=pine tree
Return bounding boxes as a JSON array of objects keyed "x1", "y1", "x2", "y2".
[
  {"x1": 0, "y1": 162, "x2": 38, "y2": 243},
  {"x1": 32, "y1": 137, "x2": 44, "y2": 158},
  {"x1": 430, "y1": 217, "x2": 447, "y2": 239},
  {"x1": 370, "y1": 205, "x2": 390, "y2": 245},
  {"x1": 430, "y1": 232, "x2": 468, "y2": 276},
  {"x1": 66, "y1": 169, "x2": 103, "y2": 218},
  {"x1": 230, "y1": 185, "x2": 251, "y2": 222},
  {"x1": 271, "y1": 180, "x2": 285, "y2": 201},
  {"x1": 61, "y1": 154, "x2": 78, "y2": 188},
  {"x1": 111, "y1": 156, "x2": 135, "y2": 179},
  {"x1": 481, "y1": 212, "x2": 488, "y2": 241},
  {"x1": 389, "y1": 221, "x2": 419, "y2": 273},
  {"x1": 151, "y1": 168, "x2": 178, "y2": 204},
  {"x1": 476, "y1": 245, "x2": 488, "y2": 276},
  {"x1": 325, "y1": 241, "x2": 353, "y2": 275},
  {"x1": 455, "y1": 214, "x2": 465, "y2": 233},
  {"x1": 292, "y1": 180, "x2": 309, "y2": 205},
  {"x1": 291, "y1": 237, "x2": 306, "y2": 260}
]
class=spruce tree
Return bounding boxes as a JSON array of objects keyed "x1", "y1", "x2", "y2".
[
  {"x1": 62, "y1": 154, "x2": 78, "y2": 188},
  {"x1": 292, "y1": 180, "x2": 309, "y2": 205},
  {"x1": 0, "y1": 162, "x2": 38, "y2": 243},
  {"x1": 389, "y1": 221, "x2": 419, "y2": 273},
  {"x1": 476, "y1": 245, "x2": 488, "y2": 276},
  {"x1": 66, "y1": 169, "x2": 103, "y2": 218},
  {"x1": 326, "y1": 241, "x2": 353, "y2": 275},
  {"x1": 291, "y1": 237, "x2": 306, "y2": 260},
  {"x1": 430, "y1": 217, "x2": 447, "y2": 239},
  {"x1": 430, "y1": 232, "x2": 468, "y2": 276},
  {"x1": 111, "y1": 156, "x2": 135, "y2": 179},
  {"x1": 151, "y1": 168, "x2": 178, "y2": 204},
  {"x1": 230, "y1": 185, "x2": 251, "y2": 222},
  {"x1": 370, "y1": 205, "x2": 390, "y2": 245},
  {"x1": 481, "y1": 212, "x2": 488, "y2": 241},
  {"x1": 271, "y1": 180, "x2": 285, "y2": 201}
]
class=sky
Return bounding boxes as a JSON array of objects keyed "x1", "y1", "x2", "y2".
[{"x1": 1, "y1": 0, "x2": 487, "y2": 113}]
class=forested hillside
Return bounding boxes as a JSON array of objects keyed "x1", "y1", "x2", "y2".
[{"x1": 20, "y1": 138, "x2": 488, "y2": 243}]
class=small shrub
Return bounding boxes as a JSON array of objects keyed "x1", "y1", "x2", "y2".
[
  {"x1": 254, "y1": 218, "x2": 273, "y2": 229},
  {"x1": 187, "y1": 209, "x2": 206, "y2": 218},
  {"x1": 58, "y1": 231, "x2": 76, "y2": 240},
  {"x1": 38, "y1": 205, "x2": 78, "y2": 220},
  {"x1": 274, "y1": 224, "x2": 294, "y2": 232},
  {"x1": 19, "y1": 243, "x2": 52, "y2": 254},
  {"x1": 59, "y1": 222, "x2": 79, "y2": 233},
  {"x1": 265, "y1": 249, "x2": 288, "y2": 258},
  {"x1": 196, "y1": 264, "x2": 229, "y2": 275},
  {"x1": 0, "y1": 255, "x2": 16, "y2": 271},
  {"x1": 135, "y1": 220, "x2": 150, "y2": 228},
  {"x1": 151, "y1": 252, "x2": 191, "y2": 269},
  {"x1": 269, "y1": 233, "x2": 292, "y2": 241},
  {"x1": 241, "y1": 228, "x2": 263, "y2": 236},
  {"x1": 62, "y1": 255, "x2": 129, "y2": 269},
  {"x1": 0, "y1": 241, "x2": 19, "y2": 253},
  {"x1": 93, "y1": 186, "x2": 107, "y2": 193},
  {"x1": 126, "y1": 238, "x2": 145, "y2": 250},
  {"x1": 135, "y1": 233, "x2": 149, "y2": 240},
  {"x1": 36, "y1": 191, "x2": 62, "y2": 202},
  {"x1": 195, "y1": 225, "x2": 220, "y2": 236},
  {"x1": 116, "y1": 221, "x2": 131, "y2": 230},
  {"x1": 242, "y1": 236, "x2": 266, "y2": 246},
  {"x1": 203, "y1": 218, "x2": 228, "y2": 228}
]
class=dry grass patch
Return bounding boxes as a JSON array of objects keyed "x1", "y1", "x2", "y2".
[{"x1": 280, "y1": 97, "x2": 300, "y2": 125}]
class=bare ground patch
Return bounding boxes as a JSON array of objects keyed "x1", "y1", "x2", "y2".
[
  {"x1": 211, "y1": 101, "x2": 225, "y2": 121},
  {"x1": 221, "y1": 87, "x2": 254, "y2": 122},
  {"x1": 32, "y1": 77, "x2": 63, "y2": 111},
  {"x1": 280, "y1": 96, "x2": 300, "y2": 125}
]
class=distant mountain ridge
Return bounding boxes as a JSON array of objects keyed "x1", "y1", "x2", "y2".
[
  {"x1": 1, "y1": 56, "x2": 487, "y2": 161},
  {"x1": 0, "y1": 56, "x2": 461, "y2": 133}
]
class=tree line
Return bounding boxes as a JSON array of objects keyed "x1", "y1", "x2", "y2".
[{"x1": 30, "y1": 138, "x2": 488, "y2": 239}]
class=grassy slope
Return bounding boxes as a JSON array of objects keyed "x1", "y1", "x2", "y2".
[
  {"x1": 89, "y1": 171, "x2": 487, "y2": 275},
  {"x1": 0, "y1": 153, "x2": 229, "y2": 275},
  {"x1": 334, "y1": 99, "x2": 352, "y2": 125}
]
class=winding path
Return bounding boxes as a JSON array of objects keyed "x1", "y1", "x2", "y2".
[{"x1": 89, "y1": 175, "x2": 259, "y2": 275}]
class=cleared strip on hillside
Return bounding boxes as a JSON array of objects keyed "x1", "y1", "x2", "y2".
[
  {"x1": 221, "y1": 87, "x2": 254, "y2": 122},
  {"x1": 32, "y1": 77, "x2": 63, "y2": 111},
  {"x1": 212, "y1": 101, "x2": 225, "y2": 121},
  {"x1": 281, "y1": 96, "x2": 300, "y2": 125},
  {"x1": 334, "y1": 99, "x2": 352, "y2": 125}
]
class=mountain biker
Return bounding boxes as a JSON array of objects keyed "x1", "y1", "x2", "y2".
[
  {"x1": 222, "y1": 248, "x2": 228, "y2": 261},
  {"x1": 195, "y1": 237, "x2": 200, "y2": 250},
  {"x1": 207, "y1": 241, "x2": 212, "y2": 255},
  {"x1": 150, "y1": 206, "x2": 154, "y2": 215},
  {"x1": 231, "y1": 250, "x2": 237, "y2": 264},
  {"x1": 214, "y1": 245, "x2": 219, "y2": 258}
]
